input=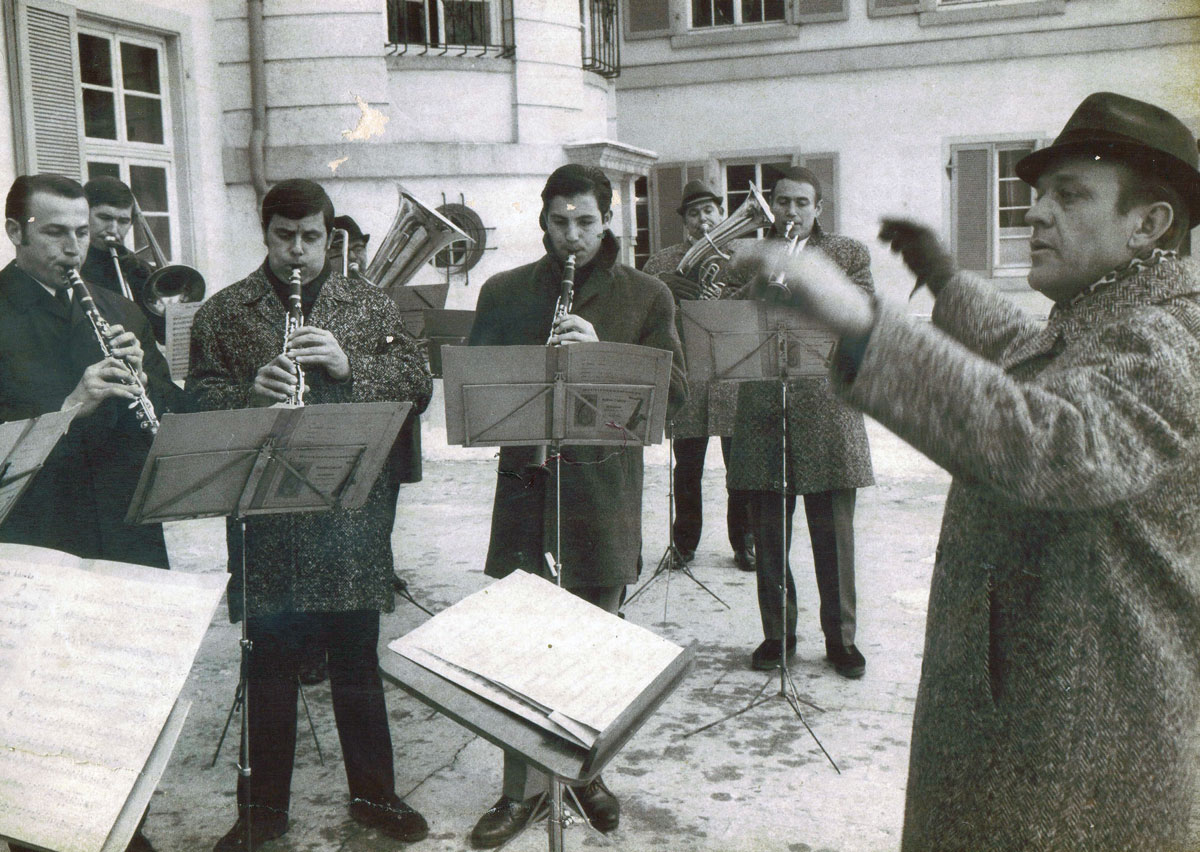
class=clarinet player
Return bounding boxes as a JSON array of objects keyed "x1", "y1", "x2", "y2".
[{"x1": 464, "y1": 164, "x2": 687, "y2": 849}]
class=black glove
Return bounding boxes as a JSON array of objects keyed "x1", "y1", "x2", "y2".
[
  {"x1": 878, "y1": 218, "x2": 957, "y2": 297},
  {"x1": 658, "y1": 272, "x2": 703, "y2": 302}
]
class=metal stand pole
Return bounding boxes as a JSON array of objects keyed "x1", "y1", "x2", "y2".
[{"x1": 624, "y1": 422, "x2": 730, "y2": 616}]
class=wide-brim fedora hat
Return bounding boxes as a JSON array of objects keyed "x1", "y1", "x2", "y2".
[
  {"x1": 1016, "y1": 92, "x2": 1200, "y2": 224},
  {"x1": 677, "y1": 179, "x2": 722, "y2": 216}
]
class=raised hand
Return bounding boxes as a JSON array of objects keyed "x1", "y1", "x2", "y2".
[{"x1": 878, "y1": 218, "x2": 956, "y2": 297}]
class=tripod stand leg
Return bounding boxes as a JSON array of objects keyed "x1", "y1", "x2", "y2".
[
  {"x1": 210, "y1": 679, "x2": 244, "y2": 768},
  {"x1": 297, "y1": 681, "x2": 324, "y2": 765}
]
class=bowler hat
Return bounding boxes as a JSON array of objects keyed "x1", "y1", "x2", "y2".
[
  {"x1": 1016, "y1": 92, "x2": 1200, "y2": 224},
  {"x1": 676, "y1": 180, "x2": 722, "y2": 216},
  {"x1": 332, "y1": 214, "x2": 369, "y2": 243}
]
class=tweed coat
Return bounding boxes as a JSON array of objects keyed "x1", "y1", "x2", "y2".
[
  {"x1": 188, "y1": 264, "x2": 432, "y2": 621},
  {"x1": 833, "y1": 256, "x2": 1200, "y2": 851},
  {"x1": 0, "y1": 261, "x2": 187, "y2": 567},
  {"x1": 725, "y1": 226, "x2": 875, "y2": 494},
  {"x1": 469, "y1": 233, "x2": 687, "y2": 589}
]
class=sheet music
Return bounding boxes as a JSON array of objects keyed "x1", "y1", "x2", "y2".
[
  {"x1": 390, "y1": 571, "x2": 683, "y2": 747},
  {"x1": 164, "y1": 301, "x2": 203, "y2": 383},
  {"x1": 0, "y1": 545, "x2": 224, "y2": 852},
  {"x1": 0, "y1": 408, "x2": 76, "y2": 526}
]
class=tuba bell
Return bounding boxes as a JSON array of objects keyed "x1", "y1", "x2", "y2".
[
  {"x1": 675, "y1": 181, "x2": 774, "y2": 296},
  {"x1": 356, "y1": 184, "x2": 473, "y2": 292},
  {"x1": 131, "y1": 197, "x2": 206, "y2": 317}
]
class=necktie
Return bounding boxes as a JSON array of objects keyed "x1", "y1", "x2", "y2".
[{"x1": 55, "y1": 287, "x2": 71, "y2": 313}]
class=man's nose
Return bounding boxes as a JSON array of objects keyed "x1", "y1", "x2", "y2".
[{"x1": 1025, "y1": 197, "x2": 1051, "y2": 227}]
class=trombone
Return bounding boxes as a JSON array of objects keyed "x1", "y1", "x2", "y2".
[{"x1": 129, "y1": 196, "x2": 206, "y2": 317}]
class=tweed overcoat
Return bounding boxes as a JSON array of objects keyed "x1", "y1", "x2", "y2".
[
  {"x1": 834, "y1": 257, "x2": 1200, "y2": 852},
  {"x1": 725, "y1": 227, "x2": 875, "y2": 494},
  {"x1": 0, "y1": 261, "x2": 187, "y2": 567},
  {"x1": 469, "y1": 233, "x2": 687, "y2": 589},
  {"x1": 188, "y1": 264, "x2": 432, "y2": 621}
]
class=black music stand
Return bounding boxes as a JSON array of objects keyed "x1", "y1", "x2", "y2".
[
  {"x1": 675, "y1": 301, "x2": 840, "y2": 771},
  {"x1": 381, "y1": 572, "x2": 696, "y2": 852},
  {"x1": 125, "y1": 402, "x2": 412, "y2": 849},
  {"x1": 0, "y1": 408, "x2": 76, "y2": 526},
  {"x1": 385, "y1": 281, "x2": 450, "y2": 338},
  {"x1": 422, "y1": 308, "x2": 475, "y2": 377}
]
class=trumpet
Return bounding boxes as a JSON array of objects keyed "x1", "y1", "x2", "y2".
[
  {"x1": 764, "y1": 221, "x2": 803, "y2": 301},
  {"x1": 105, "y1": 237, "x2": 135, "y2": 303},
  {"x1": 283, "y1": 267, "x2": 306, "y2": 406},
  {"x1": 65, "y1": 268, "x2": 159, "y2": 434},
  {"x1": 676, "y1": 182, "x2": 774, "y2": 299}
]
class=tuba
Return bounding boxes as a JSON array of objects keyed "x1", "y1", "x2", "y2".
[
  {"x1": 131, "y1": 197, "x2": 206, "y2": 317},
  {"x1": 356, "y1": 184, "x2": 473, "y2": 291},
  {"x1": 675, "y1": 182, "x2": 774, "y2": 298}
]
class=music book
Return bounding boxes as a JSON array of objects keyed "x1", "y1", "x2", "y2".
[
  {"x1": 389, "y1": 571, "x2": 685, "y2": 749},
  {"x1": 0, "y1": 409, "x2": 77, "y2": 528},
  {"x1": 0, "y1": 545, "x2": 225, "y2": 852}
]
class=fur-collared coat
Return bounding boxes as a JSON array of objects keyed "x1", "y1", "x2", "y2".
[
  {"x1": 188, "y1": 264, "x2": 431, "y2": 620},
  {"x1": 469, "y1": 233, "x2": 687, "y2": 589},
  {"x1": 725, "y1": 227, "x2": 875, "y2": 494},
  {"x1": 834, "y1": 257, "x2": 1200, "y2": 851}
]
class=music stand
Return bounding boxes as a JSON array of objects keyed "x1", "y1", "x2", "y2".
[
  {"x1": 0, "y1": 408, "x2": 76, "y2": 526},
  {"x1": 442, "y1": 341, "x2": 671, "y2": 588},
  {"x1": 675, "y1": 300, "x2": 840, "y2": 771},
  {"x1": 421, "y1": 308, "x2": 475, "y2": 377},
  {"x1": 125, "y1": 401, "x2": 412, "y2": 849},
  {"x1": 385, "y1": 281, "x2": 450, "y2": 338}
]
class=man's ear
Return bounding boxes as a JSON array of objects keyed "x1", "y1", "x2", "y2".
[
  {"x1": 1128, "y1": 201, "x2": 1174, "y2": 253},
  {"x1": 5, "y1": 218, "x2": 22, "y2": 248},
  {"x1": 602, "y1": 209, "x2": 613, "y2": 228}
]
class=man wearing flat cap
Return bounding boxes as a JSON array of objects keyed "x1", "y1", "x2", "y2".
[
  {"x1": 736, "y1": 92, "x2": 1200, "y2": 851},
  {"x1": 643, "y1": 180, "x2": 755, "y2": 572}
]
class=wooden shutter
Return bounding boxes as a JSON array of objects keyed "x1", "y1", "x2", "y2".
[
  {"x1": 626, "y1": 0, "x2": 671, "y2": 37},
  {"x1": 794, "y1": 0, "x2": 848, "y2": 23},
  {"x1": 952, "y1": 145, "x2": 991, "y2": 273},
  {"x1": 800, "y1": 153, "x2": 838, "y2": 234},
  {"x1": 6, "y1": 0, "x2": 84, "y2": 179},
  {"x1": 650, "y1": 163, "x2": 705, "y2": 254},
  {"x1": 868, "y1": 0, "x2": 921, "y2": 16}
]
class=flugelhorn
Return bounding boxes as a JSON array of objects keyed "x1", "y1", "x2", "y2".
[
  {"x1": 360, "y1": 184, "x2": 473, "y2": 292},
  {"x1": 765, "y1": 221, "x2": 803, "y2": 301},
  {"x1": 676, "y1": 182, "x2": 774, "y2": 298},
  {"x1": 65, "y1": 268, "x2": 159, "y2": 433},
  {"x1": 130, "y1": 197, "x2": 206, "y2": 317},
  {"x1": 283, "y1": 267, "x2": 306, "y2": 406}
]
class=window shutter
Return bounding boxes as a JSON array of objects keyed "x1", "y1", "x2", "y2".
[
  {"x1": 651, "y1": 165, "x2": 685, "y2": 253},
  {"x1": 952, "y1": 146, "x2": 991, "y2": 273},
  {"x1": 794, "y1": 0, "x2": 849, "y2": 23},
  {"x1": 625, "y1": 0, "x2": 671, "y2": 37},
  {"x1": 868, "y1": 0, "x2": 921, "y2": 17},
  {"x1": 800, "y1": 153, "x2": 838, "y2": 234},
  {"x1": 6, "y1": 0, "x2": 84, "y2": 179}
]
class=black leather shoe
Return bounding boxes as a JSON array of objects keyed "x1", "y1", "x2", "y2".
[
  {"x1": 349, "y1": 795, "x2": 429, "y2": 843},
  {"x1": 732, "y1": 548, "x2": 755, "y2": 572},
  {"x1": 470, "y1": 795, "x2": 541, "y2": 849},
  {"x1": 751, "y1": 636, "x2": 797, "y2": 670},
  {"x1": 212, "y1": 812, "x2": 288, "y2": 852},
  {"x1": 568, "y1": 775, "x2": 619, "y2": 833},
  {"x1": 826, "y1": 643, "x2": 866, "y2": 679}
]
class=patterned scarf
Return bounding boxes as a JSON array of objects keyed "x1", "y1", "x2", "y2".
[{"x1": 1066, "y1": 248, "x2": 1179, "y2": 308}]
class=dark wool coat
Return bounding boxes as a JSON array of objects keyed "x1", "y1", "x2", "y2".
[
  {"x1": 834, "y1": 257, "x2": 1200, "y2": 852},
  {"x1": 188, "y1": 264, "x2": 432, "y2": 621},
  {"x1": 725, "y1": 227, "x2": 875, "y2": 494},
  {"x1": 0, "y1": 261, "x2": 187, "y2": 567},
  {"x1": 469, "y1": 233, "x2": 687, "y2": 589}
]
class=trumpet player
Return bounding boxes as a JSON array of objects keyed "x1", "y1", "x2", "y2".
[
  {"x1": 725, "y1": 167, "x2": 875, "y2": 678},
  {"x1": 328, "y1": 214, "x2": 370, "y2": 276},
  {"x1": 188, "y1": 179, "x2": 432, "y2": 850},
  {"x1": 643, "y1": 179, "x2": 755, "y2": 571},
  {"x1": 1, "y1": 174, "x2": 186, "y2": 852},
  {"x1": 465, "y1": 164, "x2": 686, "y2": 849}
]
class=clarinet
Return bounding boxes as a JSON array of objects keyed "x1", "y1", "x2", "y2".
[
  {"x1": 530, "y1": 253, "x2": 578, "y2": 472},
  {"x1": 283, "y1": 267, "x2": 306, "y2": 406},
  {"x1": 65, "y1": 268, "x2": 160, "y2": 434}
]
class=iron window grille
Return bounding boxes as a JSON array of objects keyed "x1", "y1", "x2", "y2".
[
  {"x1": 386, "y1": 0, "x2": 515, "y2": 57},
  {"x1": 581, "y1": 0, "x2": 620, "y2": 78}
]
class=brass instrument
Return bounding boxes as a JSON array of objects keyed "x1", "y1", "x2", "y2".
[
  {"x1": 105, "y1": 237, "x2": 135, "y2": 302},
  {"x1": 676, "y1": 182, "x2": 774, "y2": 298},
  {"x1": 331, "y1": 227, "x2": 350, "y2": 276},
  {"x1": 361, "y1": 184, "x2": 473, "y2": 292},
  {"x1": 283, "y1": 267, "x2": 306, "y2": 406},
  {"x1": 65, "y1": 268, "x2": 160, "y2": 434},
  {"x1": 765, "y1": 221, "x2": 803, "y2": 301},
  {"x1": 130, "y1": 197, "x2": 206, "y2": 316}
]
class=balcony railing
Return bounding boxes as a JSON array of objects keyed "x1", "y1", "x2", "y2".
[
  {"x1": 581, "y1": 0, "x2": 620, "y2": 78},
  {"x1": 386, "y1": 0, "x2": 515, "y2": 58}
]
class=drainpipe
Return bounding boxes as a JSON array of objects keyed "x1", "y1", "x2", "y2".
[{"x1": 247, "y1": 0, "x2": 268, "y2": 202}]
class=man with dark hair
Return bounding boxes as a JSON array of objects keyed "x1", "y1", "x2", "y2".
[
  {"x1": 189, "y1": 178, "x2": 433, "y2": 850},
  {"x1": 725, "y1": 166, "x2": 874, "y2": 677},
  {"x1": 1, "y1": 173, "x2": 184, "y2": 852},
  {"x1": 740, "y1": 92, "x2": 1200, "y2": 852},
  {"x1": 465, "y1": 163, "x2": 686, "y2": 849},
  {"x1": 644, "y1": 180, "x2": 755, "y2": 571}
]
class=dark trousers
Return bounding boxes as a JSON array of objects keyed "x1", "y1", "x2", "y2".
[
  {"x1": 749, "y1": 488, "x2": 858, "y2": 648},
  {"x1": 237, "y1": 610, "x2": 395, "y2": 818},
  {"x1": 672, "y1": 436, "x2": 753, "y2": 554}
]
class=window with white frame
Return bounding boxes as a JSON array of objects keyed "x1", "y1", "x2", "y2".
[
  {"x1": 78, "y1": 26, "x2": 178, "y2": 260},
  {"x1": 724, "y1": 159, "x2": 791, "y2": 236},
  {"x1": 691, "y1": 0, "x2": 786, "y2": 28},
  {"x1": 949, "y1": 140, "x2": 1038, "y2": 277}
]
